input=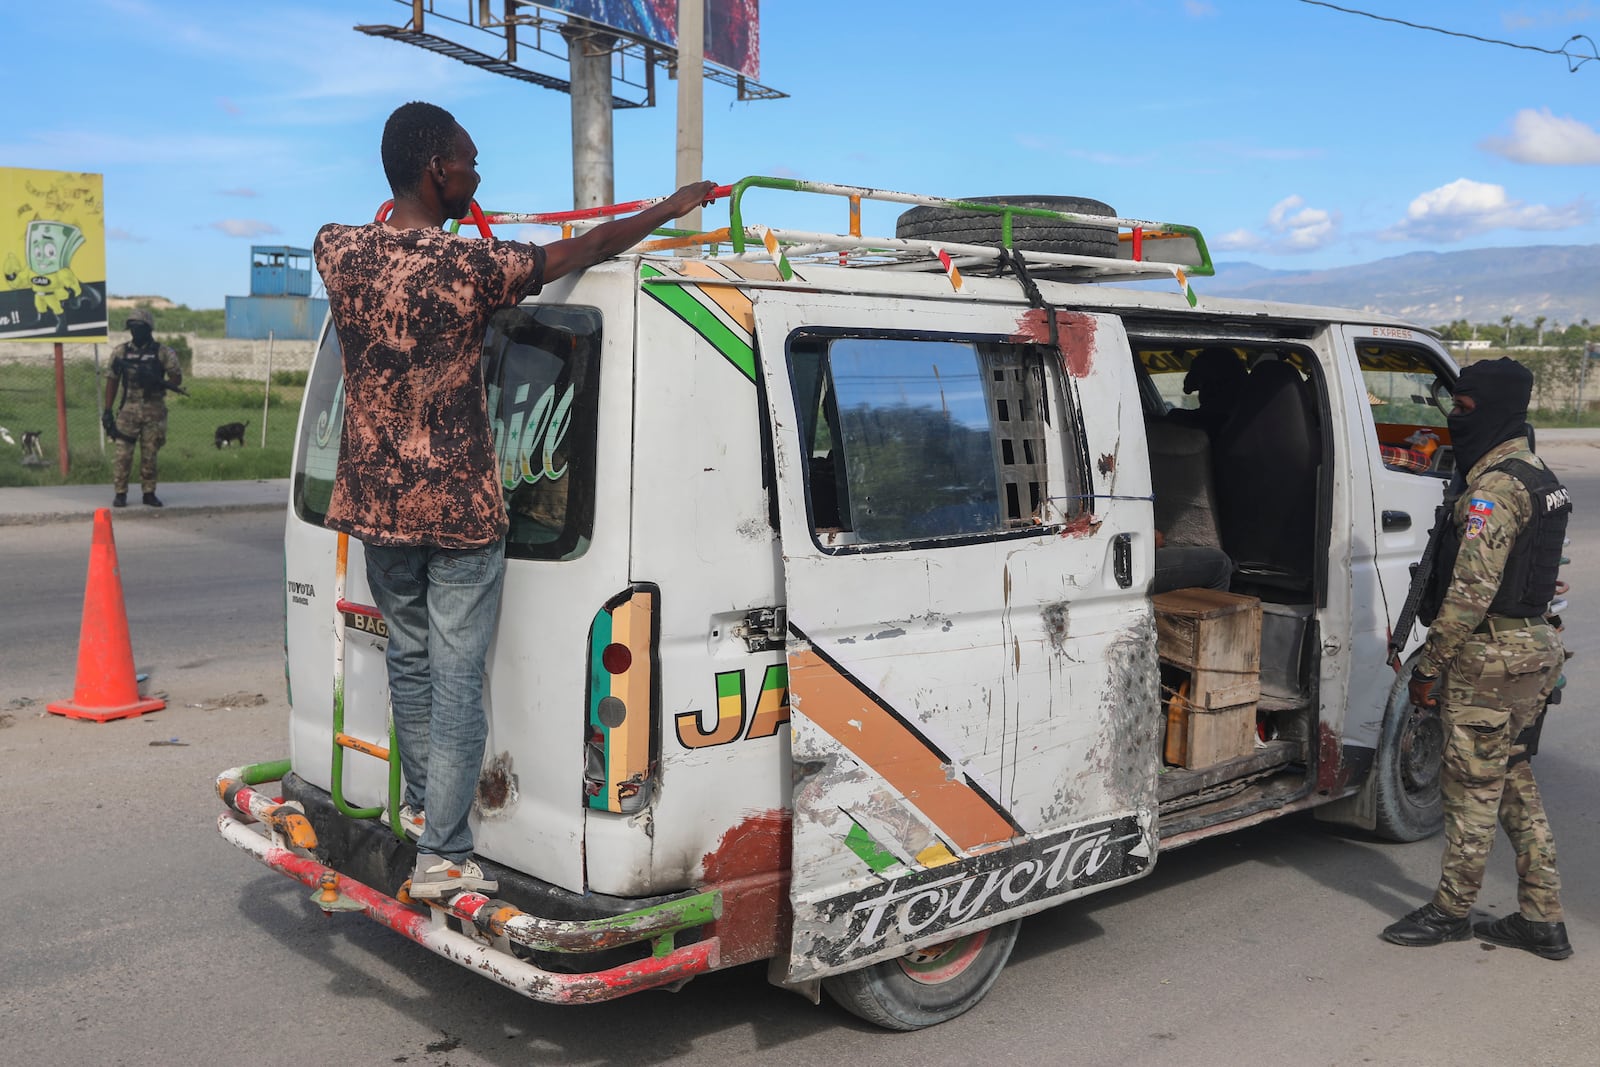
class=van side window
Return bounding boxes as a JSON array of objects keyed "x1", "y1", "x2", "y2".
[
  {"x1": 1356, "y1": 343, "x2": 1452, "y2": 477},
  {"x1": 484, "y1": 305, "x2": 602, "y2": 561},
  {"x1": 292, "y1": 324, "x2": 344, "y2": 525},
  {"x1": 790, "y1": 333, "x2": 1080, "y2": 545}
]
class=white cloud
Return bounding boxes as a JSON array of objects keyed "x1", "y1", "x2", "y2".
[
  {"x1": 1217, "y1": 195, "x2": 1339, "y2": 254},
  {"x1": 1184, "y1": 1, "x2": 1218, "y2": 16},
  {"x1": 208, "y1": 219, "x2": 281, "y2": 238},
  {"x1": 1380, "y1": 178, "x2": 1590, "y2": 241},
  {"x1": 107, "y1": 227, "x2": 145, "y2": 243},
  {"x1": 1266, "y1": 195, "x2": 1338, "y2": 249},
  {"x1": 1481, "y1": 108, "x2": 1600, "y2": 165},
  {"x1": 1211, "y1": 228, "x2": 1262, "y2": 251}
]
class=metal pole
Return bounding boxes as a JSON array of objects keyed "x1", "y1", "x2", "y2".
[
  {"x1": 564, "y1": 21, "x2": 615, "y2": 208},
  {"x1": 261, "y1": 330, "x2": 274, "y2": 448},
  {"x1": 676, "y1": 0, "x2": 705, "y2": 233},
  {"x1": 53, "y1": 342, "x2": 69, "y2": 478}
]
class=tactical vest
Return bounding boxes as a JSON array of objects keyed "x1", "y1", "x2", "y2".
[
  {"x1": 1421, "y1": 456, "x2": 1570, "y2": 625},
  {"x1": 117, "y1": 344, "x2": 167, "y2": 400}
]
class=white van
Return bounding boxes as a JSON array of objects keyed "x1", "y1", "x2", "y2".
[{"x1": 218, "y1": 179, "x2": 1466, "y2": 1030}]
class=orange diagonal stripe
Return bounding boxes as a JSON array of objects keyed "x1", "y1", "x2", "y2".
[
  {"x1": 790, "y1": 648, "x2": 1015, "y2": 852},
  {"x1": 679, "y1": 260, "x2": 756, "y2": 333}
]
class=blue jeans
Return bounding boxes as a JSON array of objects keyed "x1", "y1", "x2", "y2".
[{"x1": 363, "y1": 539, "x2": 505, "y2": 862}]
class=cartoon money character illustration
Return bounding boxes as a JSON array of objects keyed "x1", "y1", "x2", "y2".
[{"x1": 4, "y1": 219, "x2": 85, "y2": 327}]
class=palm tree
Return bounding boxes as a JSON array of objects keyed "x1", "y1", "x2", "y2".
[
  {"x1": 1534, "y1": 315, "x2": 1547, "y2": 346},
  {"x1": 1501, "y1": 315, "x2": 1514, "y2": 346}
]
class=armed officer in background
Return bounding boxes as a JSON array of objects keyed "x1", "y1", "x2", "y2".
[
  {"x1": 102, "y1": 307, "x2": 182, "y2": 507},
  {"x1": 1382, "y1": 358, "x2": 1573, "y2": 960}
]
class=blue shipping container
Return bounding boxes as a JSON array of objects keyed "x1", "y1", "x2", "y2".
[{"x1": 225, "y1": 295, "x2": 329, "y2": 340}]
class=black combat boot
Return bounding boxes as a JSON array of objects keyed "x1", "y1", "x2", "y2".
[
  {"x1": 1473, "y1": 913, "x2": 1573, "y2": 960},
  {"x1": 112, "y1": 492, "x2": 127, "y2": 507},
  {"x1": 1382, "y1": 903, "x2": 1472, "y2": 946},
  {"x1": 142, "y1": 492, "x2": 163, "y2": 507}
]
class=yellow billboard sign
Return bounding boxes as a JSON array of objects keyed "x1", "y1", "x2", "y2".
[{"x1": 1, "y1": 167, "x2": 106, "y2": 342}]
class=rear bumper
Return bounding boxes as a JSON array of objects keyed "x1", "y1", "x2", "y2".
[{"x1": 216, "y1": 761, "x2": 722, "y2": 1005}]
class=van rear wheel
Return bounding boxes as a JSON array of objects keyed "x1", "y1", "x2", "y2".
[
  {"x1": 821, "y1": 920, "x2": 1020, "y2": 1031},
  {"x1": 1372, "y1": 669, "x2": 1445, "y2": 841}
]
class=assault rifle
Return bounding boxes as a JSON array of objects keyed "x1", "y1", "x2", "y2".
[{"x1": 1386, "y1": 482, "x2": 1459, "y2": 669}]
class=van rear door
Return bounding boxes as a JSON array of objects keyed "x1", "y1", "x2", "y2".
[{"x1": 752, "y1": 289, "x2": 1160, "y2": 983}]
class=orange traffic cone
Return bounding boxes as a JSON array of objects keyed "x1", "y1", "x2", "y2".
[{"x1": 47, "y1": 508, "x2": 166, "y2": 723}]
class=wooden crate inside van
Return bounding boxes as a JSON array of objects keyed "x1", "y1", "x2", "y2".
[
  {"x1": 1152, "y1": 588, "x2": 1261, "y2": 709},
  {"x1": 1154, "y1": 588, "x2": 1262, "y2": 767}
]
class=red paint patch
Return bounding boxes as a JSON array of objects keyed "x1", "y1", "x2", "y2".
[
  {"x1": 700, "y1": 809, "x2": 791, "y2": 967},
  {"x1": 1010, "y1": 309, "x2": 1097, "y2": 377},
  {"x1": 1059, "y1": 512, "x2": 1103, "y2": 538},
  {"x1": 1316, "y1": 722, "x2": 1349, "y2": 791}
]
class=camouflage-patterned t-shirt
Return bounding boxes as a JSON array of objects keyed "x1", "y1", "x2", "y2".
[{"x1": 313, "y1": 223, "x2": 546, "y2": 548}]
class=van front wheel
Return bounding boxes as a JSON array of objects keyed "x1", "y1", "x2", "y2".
[
  {"x1": 1372, "y1": 670, "x2": 1445, "y2": 841},
  {"x1": 821, "y1": 920, "x2": 1020, "y2": 1031}
]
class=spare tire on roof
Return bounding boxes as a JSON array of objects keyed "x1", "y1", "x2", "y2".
[{"x1": 895, "y1": 195, "x2": 1119, "y2": 258}]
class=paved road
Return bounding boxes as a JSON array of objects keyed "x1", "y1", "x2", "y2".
[{"x1": 2, "y1": 449, "x2": 1599, "y2": 1066}]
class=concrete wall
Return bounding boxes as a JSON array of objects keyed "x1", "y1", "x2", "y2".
[{"x1": 0, "y1": 333, "x2": 318, "y2": 378}]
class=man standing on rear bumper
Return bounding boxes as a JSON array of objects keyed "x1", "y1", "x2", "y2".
[
  {"x1": 315, "y1": 100, "x2": 714, "y2": 901},
  {"x1": 1381, "y1": 358, "x2": 1572, "y2": 960}
]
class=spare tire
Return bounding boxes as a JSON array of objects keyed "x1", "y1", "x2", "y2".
[{"x1": 895, "y1": 195, "x2": 1119, "y2": 258}]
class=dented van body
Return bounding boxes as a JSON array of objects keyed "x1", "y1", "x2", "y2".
[{"x1": 220, "y1": 180, "x2": 1462, "y2": 1028}]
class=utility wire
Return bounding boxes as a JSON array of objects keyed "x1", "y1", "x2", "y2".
[{"x1": 1297, "y1": 0, "x2": 1598, "y2": 71}]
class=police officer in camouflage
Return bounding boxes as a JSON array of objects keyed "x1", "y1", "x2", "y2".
[
  {"x1": 102, "y1": 307, "x2": 182, "y2": 508},
  {"x1": 1382, "y1": 358, "x2": 1573, "y2": 960}
]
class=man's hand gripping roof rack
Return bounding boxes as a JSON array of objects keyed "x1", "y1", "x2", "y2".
[{"x1": 388, "y1": 176, "x2": 1215, "y2": 306}]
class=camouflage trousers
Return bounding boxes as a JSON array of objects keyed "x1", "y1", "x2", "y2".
[
  {"x1": 112, "y1": 399, "x2": 167, "y2": 495},
  {"x1": 1431, "y1": 625, "x2": 1565, "y2": 922}
]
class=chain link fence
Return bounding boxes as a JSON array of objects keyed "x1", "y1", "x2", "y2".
[{"x1": 0, "y1": 334, "x2": 313, "y2": 488}]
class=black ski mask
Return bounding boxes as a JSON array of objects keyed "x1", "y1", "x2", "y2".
[
  {"x1": 1447, "y1": 358, "x2": 1533, "y2": 473},
  {"x1": 128, "y1": 322, "x2": 154, "y2": 347}
]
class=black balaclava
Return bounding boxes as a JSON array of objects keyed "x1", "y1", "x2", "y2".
[
  {"x1": 128, "y1": 322, "x2": 154, "y2": 347},
  {"x1": 1448, "y1": 357, "x2": 1533, "y2": 473}
]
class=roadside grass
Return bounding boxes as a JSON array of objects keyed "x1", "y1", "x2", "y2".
[{"x1": 0, "y1": 362, "x2": 304, "y2": 487}]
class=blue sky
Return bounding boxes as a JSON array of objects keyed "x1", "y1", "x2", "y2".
[{"x1": 5, "y1": 0, "x2": 1598, "y2": 308}]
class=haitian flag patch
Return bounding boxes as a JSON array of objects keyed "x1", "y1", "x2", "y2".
[{"x1": 1465, "y1": 497, "x2": 1494, "y2": 539}]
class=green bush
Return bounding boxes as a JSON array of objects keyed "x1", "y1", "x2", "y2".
[
  {"x1": 126, "y1": 302, "x2": 227, "y2": 337},
  {"x1": 272, "y1": 368, "x2": 309, "y2": 387},
  {"x1": 161, "y1": 333, "x2": 194, "y2": 376}
]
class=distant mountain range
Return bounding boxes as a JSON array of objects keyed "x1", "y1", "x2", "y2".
[{"x1": 1202, "y1": 244, "x2": 1600, "y2": 327}]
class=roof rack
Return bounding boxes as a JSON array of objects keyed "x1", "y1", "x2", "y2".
[{"x1": 407, "y1": 177, "x2": 1215, "y2": 304}]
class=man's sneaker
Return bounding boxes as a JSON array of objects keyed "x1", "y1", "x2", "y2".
[
  {"x1": 408, "y1": 855, "x2": 497, "y2": 900},
  {"x1": 1473, "y1": 913, "x2": 1573, "y2": 960},
  {"x1": 112, "y1": 492, "x2": 127, "y2": 508},
  {"x1": 382, "y1": 804, "x2": 426, "y2": 839},
  {"x1": 398, "y1": 804, "x2": 425, "y2": 838},
  {"x1": 142, "y1": 492, "x2": 163, "y2": 507},
  {"x1": 1382, "y1": 903, "x2": 1472, "y2": 946}
]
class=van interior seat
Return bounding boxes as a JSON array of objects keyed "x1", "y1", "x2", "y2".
[
  {"x1": 1145, "y1": 420, "x2": 1222, "y2": 550},
  {"x1": 1212, "y1": 360, "x2": 1320, "y2": 594}
]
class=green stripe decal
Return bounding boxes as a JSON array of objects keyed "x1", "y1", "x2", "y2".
[
  {"x1": 585, "y1": 605, "x2": 614, "y2": 811},
  {"x1": 845, "y1": 820, "x2": 900, "y2": 874},
  {"x1": 640, "y1": 264, "x2": 756, "y2": 382}
]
